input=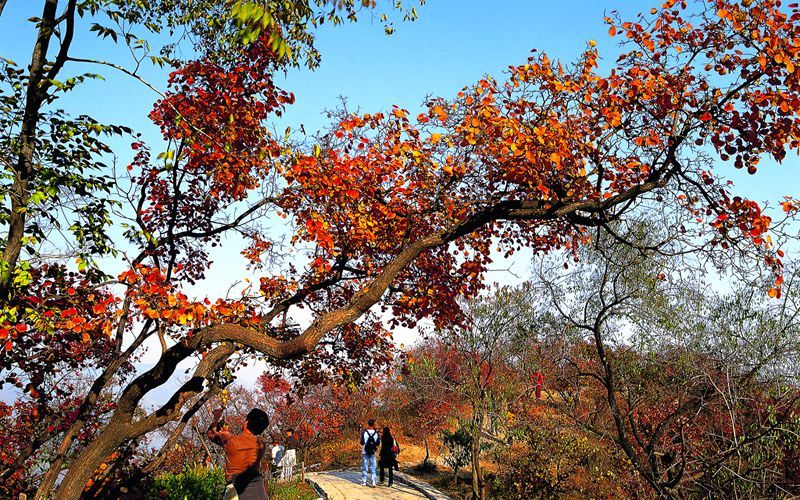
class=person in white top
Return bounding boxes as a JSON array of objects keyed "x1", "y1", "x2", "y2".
[
  {"x1": 360, "y1": 419, "x2": 381, "y2": 487},
  {"x1": 280, "y1": 428, "x2": 299, "y2": 481},
  {"x1": 270, "y1": 438, "x2": 284, "y2": 477}
]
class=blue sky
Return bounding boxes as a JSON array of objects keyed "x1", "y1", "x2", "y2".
[{"x1": 3, "y1": 1, "x2": 799, "y2": 397}]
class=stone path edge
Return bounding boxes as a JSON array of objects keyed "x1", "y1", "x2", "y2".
[
  {"x1": 304, "y1": 476, "x2": 328, "y2": 500},
  {"x1": 393, "y1": 471, "x2": 450, "y2": 500}
]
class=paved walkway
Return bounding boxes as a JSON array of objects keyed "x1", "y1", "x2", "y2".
[{"x1": 307, "y1": 469, "x2": 448, "y2": 499}]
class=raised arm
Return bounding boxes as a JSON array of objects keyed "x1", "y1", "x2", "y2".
[{"x1": 206, "y1": 407, "x2": 230, "y2": 444}]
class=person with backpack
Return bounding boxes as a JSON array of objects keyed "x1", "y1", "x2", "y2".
[
  {"x1": 360, "y1": 419, "x2": 381, "y2": 487},
  {"x1": 378, "y1": 427, "x2": 400, "y2": 487}
]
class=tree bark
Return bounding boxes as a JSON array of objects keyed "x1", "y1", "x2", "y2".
[
  {"x1": 33, "y1": 314, "x2": 149, "y2": 498},
  {"x1": 51, "y1": 343, "x2": 235, "y2": 498},
  {"x1": 1, "y1": 0, "x2": 59, "y2": 297},
  {"x1": 470, "y1": 411, "x2": 485, "y2": 500}
]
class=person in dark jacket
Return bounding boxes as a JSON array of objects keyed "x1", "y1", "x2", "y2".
[{"x1": 378, "y1": 427, "x2": 399, "y2": 487}]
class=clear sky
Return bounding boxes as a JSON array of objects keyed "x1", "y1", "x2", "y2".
[{"x1": 2, "y1": 1, "x2": 799, "y2": 398}]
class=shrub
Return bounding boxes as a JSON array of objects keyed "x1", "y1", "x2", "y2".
[
  {"x1": 440, "y1": 426, "x2": 472, "y2": 483},
  {"x1": 314, "y1": 438, "x2": 361, "y2": 469},
  {"x1": 267, "y1": 477, "x2": 319, "y2": 500},
  {"x1": 148, "y1": 464, "x2": 225, "y2": 500},
  {"x1": 147, "y1": 466, "x2": 319, "y2": 500},
  {"x1": 492, "y1": 427, "x2": 641, "y2": 499},
  {"x1": 413, "y1": 460, "x2": 438, "y2": 473}
]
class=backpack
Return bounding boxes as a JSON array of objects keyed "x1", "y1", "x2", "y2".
[{"x1": 364, "y1": 430, "x2": 378, "y2": 456}]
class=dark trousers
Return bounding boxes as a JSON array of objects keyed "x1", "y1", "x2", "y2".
[
  {"x1": 379, "y1": 464, "x2": 393, "y2": 485},
  {"x1": 226, "y1": 471, "x2": 267, "y2": 499}
]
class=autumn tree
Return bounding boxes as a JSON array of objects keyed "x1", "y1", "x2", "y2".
[
  {"x1": 536, "y1": 224, "x2": 800, "y2": 497},
  {"x1": 3, "y1": 0, "x2": 800, "y2": 498},
  {"x1": 257, "y1": 373, "x2": 384, "y2": 466},
  {"x1": 419, "y1": 288, "x2": 538, "y2": 499},
  {"x1": 384, "y1": 342, "x2": 461, "y2": 467}
]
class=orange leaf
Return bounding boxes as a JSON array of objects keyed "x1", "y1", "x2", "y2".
[{"x1": 432, "y1": 105, "x2": 447, "y2": 122}]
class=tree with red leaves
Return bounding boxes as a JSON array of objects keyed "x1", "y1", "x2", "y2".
[
  {"x1": 3, "y1": 1, "x2": 800, "y2": 498},
  {"x1": 384, "y1": 343, "x2": 461, "y2": 468}
]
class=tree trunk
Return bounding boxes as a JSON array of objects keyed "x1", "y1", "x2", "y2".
[
  {"x1": 423, "y1": 434, "x2": 430, "y2": 465},
  {"x1": 50, "y1": 423, "x2": 124, "y2": 499},
  {"x1": 471, "y1": 415, "x2": 484, "y2": 500},
  {"x1": 1, "y1": 0, "x2": 59, "y2": 297},
  {"x1": 34, "y1": 314, "x2": 148, "y2": 498},
  {"x1": 471, "y1": 437, "x2": 482, "y2": 500},
  {"x1": 592, "y1": 323, "x2": 667, "y2": 497},
  {"x1": 48, "y1": 344, "x2": 234, "y2": 499}
]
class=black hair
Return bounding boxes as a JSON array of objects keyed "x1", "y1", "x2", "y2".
[
  {"x1": 286, "y1": 428, "x2": 294, "y2": 434},
  {"x1": 245, "y1": 408, "x2": 269, "y2": 435},
  {"x1": 368, "y1": 419, "x2": 375, "y2": 427},
  {"x1": 382, "y1": 427, "x2": 392, "y2": 440}
]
